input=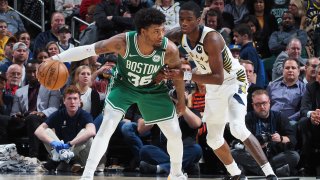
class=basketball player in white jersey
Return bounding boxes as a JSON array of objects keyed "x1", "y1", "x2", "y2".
[{"x1": 165, "y1": 1, "x2": 278, "y2": 180}]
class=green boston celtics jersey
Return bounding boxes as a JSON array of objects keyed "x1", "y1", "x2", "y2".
[{"x1": 114, "y1": 31, "x2": 168, "y2": 92}]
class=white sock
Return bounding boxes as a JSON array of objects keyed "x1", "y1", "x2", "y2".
[
  {"x1": 261, "y1": 162, "x2": 275, "y2": 176},
  {"x1": 225, "y1": 160, "x2": 241, "y2": 176}
]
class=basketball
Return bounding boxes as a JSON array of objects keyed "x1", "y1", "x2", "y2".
[{"x1": 37, "y1": 60, "x2": 69, "y2": 90}]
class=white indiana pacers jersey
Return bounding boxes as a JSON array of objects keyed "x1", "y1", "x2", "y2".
[{"x1": 181, "y1": 26, "x2": 246, "y2": 85}]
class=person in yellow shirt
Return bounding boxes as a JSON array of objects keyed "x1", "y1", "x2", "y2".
[{"x1": 0, "y1": 19, "x2": 10, "y2": 61}]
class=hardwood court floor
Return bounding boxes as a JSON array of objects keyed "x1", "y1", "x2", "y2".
[{"x1": 0, "y1": 172, "x2": 316, "y2": 180}]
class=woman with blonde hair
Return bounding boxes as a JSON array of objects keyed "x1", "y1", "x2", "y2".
[
  {"x1": 288, "y1": 0, "x2": 306, "y2": 29},
  {"x1": 73, "y1": 65, "x2": 102, "y2": 119},
  {"x1": 153, "y1": 0, "x2": 180, "y2": 31}
]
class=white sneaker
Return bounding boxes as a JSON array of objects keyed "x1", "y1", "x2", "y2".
[{"x1": 168, "y1": 173, "x2": 188, "y2": 180}]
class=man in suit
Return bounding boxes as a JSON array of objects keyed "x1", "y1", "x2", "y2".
[
  {"x1": 298, "y1": 65, "x2": 320, "y2": 176},
  {"x1": 10, "y1": 61, "x2": 60, "y2": 158}
]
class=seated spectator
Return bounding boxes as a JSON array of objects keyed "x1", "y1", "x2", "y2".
[
  {"x1": 14, "y1": 31, "x2": 33, "y2": 61},
  {"x1": 11, "y1": 61, "x2": 61, "y2": 158},
  {"x1": 298, "y1": 66, "x2": 320, "y2": 176},
  {"x1": 303, "y1": 57, "x2": 320, "y2": 84},
  {"x1": 34, "y1": 85, "x2": 96, "y2": 172},
  {"x1": 240, "y1": 59, "x2": 262, "y2": 112},
  {"x1": 153, "y1": 0, "x2": 180, "y2": 31},
  {"x1": 54, "y1": 0, "x2": 81, "y2": 21},
  {"x1": 73, "y1": 65, "x2": 102, "y2": 119},
  {"x1": 0, "y1": 64, "x2": 22, "y2": 144},
  {"x1": 0, "y1": 42, "x2": 29, "y2": 86},
  {"x1": 0, "y1": 19, "x2": 10, "y2": 61},
  {"x1": 268, "y1": 11, "x2": 307, "y2": 56},
  {"x1": 246, "y1": 0, "x2": 279, "y2": 58},
  {"x1": 79, "y1": 4, "x2": 96, "y2": 32},
  {"x1": 0, "y1": 36, "x2": 16, "y2": 66},
  {"x1": 242, "y1": 15, "x2": 271, "y2": 59},
  {"x1": 224, "y1": 0, "x2": 249, "y2": 25},
  {"x1": 233, "y1": 23, "x2": 266, "y2": 87},
  {"x1": 139, "y1": 88, "x2": 203, "y2": 175},
  {"x1": 0, "y1": 0, "x2": 25, "y2": 35},
  {"x1": 33, "y1": 12, "x2": 65, "y2": 54},
  {"x1": 57, "y1": 25, "x2": 74, "y2": 53},
  {"x1": 203, "y1": 9, "x2": 231, "y2": 45},
  {"x1": 272, "y1": 38, "x2": 306, "y2": 81},
  {"x1": 229, "y1": 44, "x2": 241, "y2": 59},
  {"x1": 232, "y1": 89, "x2": 299, "y2": 176},
  {"x1": 267, "y1": 58, "x2": 306, "y2": 124},
  {"x1": 33, "y1": 48, "x2": 49, "y2": 63}
]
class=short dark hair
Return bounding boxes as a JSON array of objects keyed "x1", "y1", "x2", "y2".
[
  {"x1": 233, "y1": 23, "x2": 252, "y2": 39},
  {"x1": 134, "y1": 8, "x2": 166, "y2": 34},
  {"x1": 180, "y1": 1, "x2": 201, "y2": 18},
  {"x1": 63, "y1": 85, "x2": 81, "y2": 99},
  {"x1": 205, "y1": 9, "x2": 222, "y2": 29},
  {"x1": 282, "y1": 57, "x2": 300, "y2": 69},
  {"x1": 0, "y1": 19, "x2": 7, "y2": 25}
]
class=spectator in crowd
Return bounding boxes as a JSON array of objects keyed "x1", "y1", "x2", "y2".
[
  {"x1": 139, "y1": 88, "x2": 203, "y2": 175},
  {"x1": 11, "y1": 61, "x2": 61, "y2": 158},
  {"x1": 79, "y1": 4, "x2": 96, "y2": 32},
  {"x1": 57, "y1": 25, "x2": 75, "y2": 53},
  {"x1": 73, "y1": 65, "x2": 102, "y2": 119},
  {"x1": 0, "y1": 0, "x2": 25, "y2": 35},
  {"x1": 241, "y1": 15, "x2": 270, "y2": 59},
  {"x1": 288, "y1": 0, "x2": 306, "y2": 29},
  {"x1": 14, "y1": 31, "x2": 33, "y2": 61},
  {"x1": 0, "y1": 19, "x2": 10, "y2": 61},
  {"x1": 125, "y1": 0, "x2": 154, "y2": 15},
  {"x1": 54, "y1": 0, "x2": 81, "y2": 21},
  {"x1": 33, "y1": 48, "x2": 49, "y2": 63},
  {"x1": 153, "y1": 0, "x2": 180, "y2": 31},
  {"x1": 0, "y1": 70, "x2": 9, "y2": 144},
  {"x1": 202, "y1": 9, "x2": 231, "y2": 45},
  {"x1": 0, "y1": 64, "x2": 22, "y2": 143},
  {"x1": 94, "y1": 0, "x2": 134, "y2": 41},
  {"x1": 267, "y1": 58, "x2": 306, "y2": 124},
  {"x1": 303, "y1": 57, "x2": 320, "y2": 84},
  {"x1": 46, "y1": 41, "x2": 71, "y2": 69},
  {"x1": 229, "y1": 44, "x2": 241, "y2": 59},
  {"x1": 240, "y1": 60, "x2": 262, "y2": 112},
  {"x1": 0, "y1": 42, "x2": 28, "y2": 86},
  {"x1": 232, "y1": 89, "x2": 300, "y2": 176},
  {"x1": 34, "y1": 85, "x2": 96, "y2": 172},
  {"x1": 268, "y1": 11, "x2": 308, "y2": 56},
  {"x1": 224, "y1": 0, "x2": 249, "y2": 25},
  {"x1": 246, "y1": 0, "x2": 278, "y2": 58},
  {"x1": 299, "y1": 65, "x2": 320, "y2": 176},
  {"x1": 233, "y1": 23, "x2": 266, "y2": 87},
  {"x1": 272, "y1": 38, "x2": 306, "y2": 81},
  {"x1": 202, "y1": 0, "x2": 234, "y2": 34},
  {"x1": 33, "y1": 12, "x2": 65, "y2": 54},
  {"x1": 0, "y1": 36, "x2": 16, "y2": 66},
  {"x1": 270, "y1": 0, "x2": 289, "y2": 25},
  {"x1": 79, "y1": 0, "x2": 101, "y2": 26}
]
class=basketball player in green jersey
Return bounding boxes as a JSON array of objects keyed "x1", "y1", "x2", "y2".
[{"x1": 45, "y1": 8, "x2": 187, "y2": 180}]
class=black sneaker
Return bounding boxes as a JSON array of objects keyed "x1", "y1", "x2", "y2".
[
  {"x1": 43, "y1": 160, "x2": 60, "y2": 171},
  {"x1": 139, "y1": 161, "x2": 157, "y2": 174},
  {"x1": 224, "y1": 174, "x2": 248, "y2": 180},
  {"x1": 266, "y1": 174, "x2": 278, "y2": 180}
]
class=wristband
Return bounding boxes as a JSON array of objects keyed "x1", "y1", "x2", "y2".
[{"x1": 183, "y1": 71, "x2": 192, "y2": 81}]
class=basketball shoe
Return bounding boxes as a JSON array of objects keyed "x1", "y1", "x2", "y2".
[
  {"x1": 224, "y1": 174, "x2": 248, "y2": 180},
  {"x1": 167, "y1": 173, "x2": 187, "y2": 180}
]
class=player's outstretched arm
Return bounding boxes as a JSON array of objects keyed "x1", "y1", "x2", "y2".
[{"x1": 45, "y1": 33, "x2": 127, "y2": 62}]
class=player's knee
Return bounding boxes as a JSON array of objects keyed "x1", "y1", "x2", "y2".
[
  {"x1": 206, "y1": 133, "x2": 224, "y2": 150},
  {"x1": 229, "y1": 123, "x2": 251, "y2": 141}
]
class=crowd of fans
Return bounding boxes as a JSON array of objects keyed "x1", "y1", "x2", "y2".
[{"x1": 0, "y1": 0, "x2": 320, "y2": 177}]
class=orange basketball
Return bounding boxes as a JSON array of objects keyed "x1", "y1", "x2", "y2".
[{"x1": 37, "y1": 60, "x2": 69, "y2": 90}]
